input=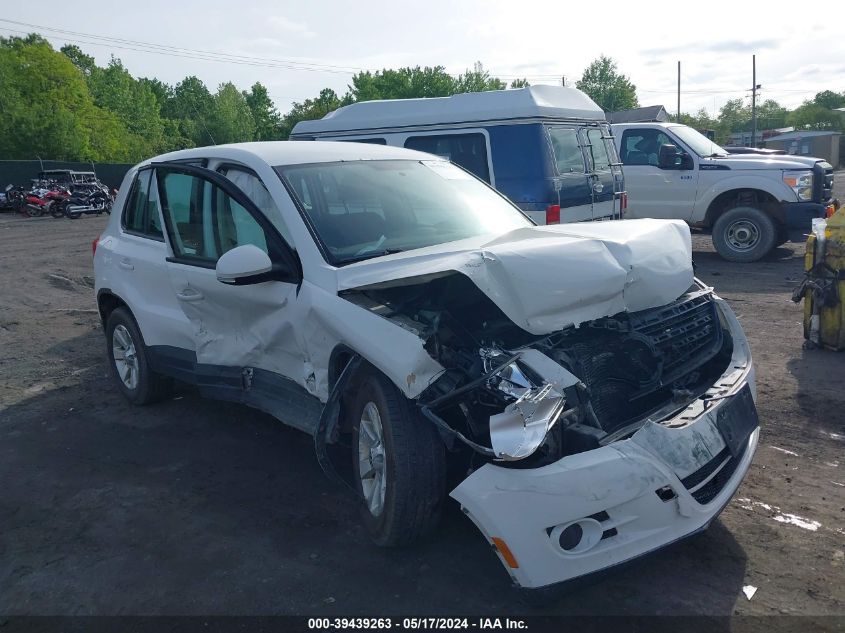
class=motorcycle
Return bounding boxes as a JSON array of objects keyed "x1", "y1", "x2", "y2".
[
  {"x1": 58, "y1": 186, "x2": 112, "y2": 219},
  {"x1": 22, "y1": 187, "x2": 57, "y2": 217}
]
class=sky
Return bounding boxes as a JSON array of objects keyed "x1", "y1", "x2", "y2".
[{"x1": 3, "y1": 0, "x2": 844, "y2": 117}]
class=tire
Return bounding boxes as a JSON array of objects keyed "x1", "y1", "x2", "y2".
[
  {"x1": 51, "y1": 203, "x2": 65, "y2": 219},
  {"x1": 350, "y1": 370, "x2": 446, "y2": 547},
  {"x1": 105, "y1": 307, "x2": 172, "y2": 405},
  {"x1": 711, "y1": 206, "x2": 777, "y2": 263},
  {"x1": 26, "y1": 204, "x2": 42, "y2": 217}
]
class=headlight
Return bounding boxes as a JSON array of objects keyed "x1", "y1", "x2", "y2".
[{"x1": 783, "y1": 170, "x2": 814, "y2": 201}]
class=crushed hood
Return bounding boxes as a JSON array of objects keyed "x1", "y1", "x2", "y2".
[{"x1": 336, "y1": 219, "x2": 694, "y2": 335}]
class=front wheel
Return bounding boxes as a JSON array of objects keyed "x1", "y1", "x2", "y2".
[
  {"x1": 51, "y1": 204, "x2": 66, "y2": 219},
  {"x1": 711, "y1": 206, "x2": 777, "y2": 263},
  {"x1": 350, "y1": 371, "x2": 446, "y2": 547}
]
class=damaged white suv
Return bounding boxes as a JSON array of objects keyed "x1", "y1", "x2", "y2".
[{"x1": 94, "y1": 142, "x2": 759, "y2": 591}]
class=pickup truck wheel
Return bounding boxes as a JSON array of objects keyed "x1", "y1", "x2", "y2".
[
  {"x1": 350, "y1": 371, "x2": 446, "y2": 547},
  {"x1": 106, "y1": 307, "x2": 172, "y2": 405},
  {"x1": 712, "y1": 206, "x2": 777, "y2": 263}
]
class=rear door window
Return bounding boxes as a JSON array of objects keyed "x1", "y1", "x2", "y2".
[
  {"x1": 404, "y1": 133, "x2": 490, "y2": 182},
  {"x1": 547, "y1": 128, "x2": 586, "y2": 174},
  {"x1": 585, "y1": 128, "x2": 612, "y2": 171}
]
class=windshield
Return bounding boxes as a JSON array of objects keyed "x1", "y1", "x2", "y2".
[
  {"x1": 669, "y1": 125, "x2": 727, "y2": 157},
  {"x1": 276, "y1": 160, "x2": 532, "y2": 265}
]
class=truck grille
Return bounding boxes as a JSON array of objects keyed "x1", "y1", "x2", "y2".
[{"x1": 629, "y1": 293, "x2": 724, "y2": 385}]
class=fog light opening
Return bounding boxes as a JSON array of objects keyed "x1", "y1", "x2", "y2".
[{"x1": 550, "y1": 518, "x2": 603, "y2": 554}]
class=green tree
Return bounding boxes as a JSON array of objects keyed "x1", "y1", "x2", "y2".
[
  {"x1": 812, "y1": 90, "x2": 845, "y2": 110},
  {"x1": 509, "y1": 78, "x2": 530, "y2": 89},
  {"x1": 162, "y1": 76, "x2": 216, "y2": 146},
  {"x1": 454, "y1": 62, "x2": 506, "y2": 93},
  {"x1": 0, "y1": 35, "x2": 132, "y2": 161},
  {"x1": 60, "y1": 44, "x2": 95, "y2": 77},
  {"x1": 87, "y1": 57, "x2": 166, "y2": 157},
  {"x1": 209, "y1": 82, "x2": 255, "y2": 144},
  {"x1": 139, "y1": 77, "x2": 173, "y2": 110},
  {"x1": 756, "y1": 99, "x2": 788, "y2": 131},
  {"x1": 788, "y1": 101, "x2": 843, "y2": 130},
  {"x1": 349, "y1": 66, "x2": 456, "y2": 101},
  {"x1": 244, "y1": 82, "x2": 281, "y2": 141},
  {"x1": 279, "y1": 88, "x2": 349, "y2": 139},
  {"x1": 575, "y1": 55, "x2": 638, "y2": 111}
]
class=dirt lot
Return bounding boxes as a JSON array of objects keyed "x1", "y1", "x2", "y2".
[{"x1": 1, "y1": 195, "x2": 844, "y2": 620}]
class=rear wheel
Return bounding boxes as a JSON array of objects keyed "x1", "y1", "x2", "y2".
[
  {"x1": 106, "y1": 307, "x2": 171, "y2": 405},
  {"x1": 350, "y1": 370, "x2": 446, "y2": 547},
  {"x1": 711, "y1": 206, "x2": 777, "y2": 263}
]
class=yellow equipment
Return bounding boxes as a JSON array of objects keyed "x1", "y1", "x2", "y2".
[{"x1": 795, "y1": 207, "x2": 845, "y2": 350}]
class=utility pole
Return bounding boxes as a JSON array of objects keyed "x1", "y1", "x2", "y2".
[
  {"x1": 677, "y1": 61, "x2": 681, "y2": 121},
  {"x1": 750, "y1": 55, "x2": 761, "y2": 148},
  {"x1": 561, "y1": 76, "x2": 566, "y2": 87}
]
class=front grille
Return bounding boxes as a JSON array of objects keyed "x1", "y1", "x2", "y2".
[
  {"x1": 681, "y1": 441, "x2": 747, "y2": 505},
  {"x1": 628, "y1": 293, "x2": 724, "y2": 384}
]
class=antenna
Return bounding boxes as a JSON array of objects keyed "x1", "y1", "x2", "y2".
[{"x1": 190, "y1": 102, "x2": 216, "y2": 145}]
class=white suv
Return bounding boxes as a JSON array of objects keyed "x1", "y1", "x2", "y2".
[{"x1": 94, "y1": 141, "x2": 759, "y2": 591}]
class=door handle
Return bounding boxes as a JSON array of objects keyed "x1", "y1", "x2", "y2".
[
  {"x1": 118, "y1": 258, "x2": 134, "y2": 271},
  {"x1": 176, "y1": 287, "x2": 204, "y2": 302}
]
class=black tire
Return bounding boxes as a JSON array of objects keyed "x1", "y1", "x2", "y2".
[
  {"x1": 105, "y1": 307, "x2": 172, "y2": 405},
  {"x1": 711, "y1": 206, "x2": 777, "y2": 263},
  {"x1": 349, "y1": 370, "x2": 446, "y2": 547},
  {"x1": 68, "y1": 209, "x2": 81, "y2": 219},
  {"x1": 50, "y1": 203, "x2": 65, "y2": 219},
  {"x1": 26, "y1": 204, "x2": 42, "y2": 217}
]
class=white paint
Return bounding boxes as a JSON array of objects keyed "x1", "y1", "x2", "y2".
[
  {"x1": 772, "y1": 513, "x2": 821, "y2": 532},
  {"x1": 337, "y1": 219, "x2": 694, "y2": 335},
  {"x1": 822, "y1": 432, "x2": 844, "y2": 441},
  {"x1": 770, "y1": 446, "x2": 799, "y2": 457},
  {"x1": 831, "y1": 481, "x2": 844, "y2": 487},
  {"x1": 742, "y1": 585, "x2": 757, "y2": 601}
]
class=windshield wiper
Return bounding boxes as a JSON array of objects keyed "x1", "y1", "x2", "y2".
[{"x1": 339, "y1": 248, "x2": 405, "y2": 265}]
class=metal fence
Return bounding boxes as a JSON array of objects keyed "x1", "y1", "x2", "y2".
[{"x1": 0, "y1": 160, "x2": 132, "y2": 190}]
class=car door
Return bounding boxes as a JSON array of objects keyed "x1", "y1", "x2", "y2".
[
  {"x1": 582, "y1": 125, "x2": 621, "y2": 220},
  {"x1": 619, "y1": 127, "x2": 698, "y2": 220},
  {"x1": 151, "y1": 162, "x2": 314, "y2": 422},
  {"x1": 545, "y1": 126, "x2": 593, "y2": 223}
]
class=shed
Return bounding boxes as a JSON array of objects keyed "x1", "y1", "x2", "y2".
[{"x1": 763, "y1": 130, "x2": 841, "y2": 168}]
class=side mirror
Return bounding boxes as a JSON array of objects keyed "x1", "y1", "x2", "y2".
[
  {"x1": 658, "y1": 144, "x2": 682, "y2": 169},
  {"x1": 216, "y1": 244, "x2": 274, "y2": 285},
  {"x1": 4, "y1": 184, "x2": 12, "y2": 192}
]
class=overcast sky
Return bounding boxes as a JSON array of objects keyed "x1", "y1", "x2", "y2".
[{"x1": 3, "y1": 0, "x2": 844, "y2": 116}]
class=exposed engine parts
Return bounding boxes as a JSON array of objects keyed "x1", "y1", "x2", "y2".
[{"x1": 342, "y1": 273, "x2": 734, "y2": 466}]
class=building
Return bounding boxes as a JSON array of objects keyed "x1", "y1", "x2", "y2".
[
  {"x1": 763, "y1": 130, "x2": 841, "y2": 168},
  {"x1": 607, "y1": 105, "x2": 670, "y2": 124}
]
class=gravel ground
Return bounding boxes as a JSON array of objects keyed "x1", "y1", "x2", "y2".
[{"x1": 0, "y1": 185, "x2": 843, "y2": 620}]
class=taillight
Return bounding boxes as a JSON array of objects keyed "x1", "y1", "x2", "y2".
[
  {"x1": 826, "y1": 203, "x2": 836, "y2": 218},
  {"x1": 620, "y1": 192, "x2": 628, "y2": 212},
  {"x1": 92, "y1": 236, "x2": 99, "y2": 256},
  {"x1": 546, "y1": 204, "x2": 561, "y2": 225}
]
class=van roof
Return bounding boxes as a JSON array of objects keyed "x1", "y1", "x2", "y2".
[{"x1": 291, "y1": 85, "x2": 605, "y2": 137}]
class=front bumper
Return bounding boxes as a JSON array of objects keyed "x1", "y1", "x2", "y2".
[
  {"x1": 450, "y1": 298, "x2": 758, "y2": 589},
  {"x1": 781, "y1": 201, "x2": 830, "y2": 242}
]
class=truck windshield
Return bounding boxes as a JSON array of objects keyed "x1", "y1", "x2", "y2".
[
  {"x1": 276, "y1": 160, "x2": 532, "y2": 265},
  {"x1": 669, "y1": 126, "x2": 728, "y2": 157}
]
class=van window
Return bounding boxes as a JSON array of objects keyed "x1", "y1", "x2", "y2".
[
  {"x1": 404, "y1": 133, "x2": 490, "y2": 182},
  {"x1": 344, "y1": 138, "x2": 387, "y2": 145},
  {"x1": 585, "y1": 128, "x2": 612, "y2": 171},
  {"x1": 547, "y1": 128, "x2": 585, "y2": 174},
  {"x1": 121, "y1": 169, "x2": 163, "y2": 240}
]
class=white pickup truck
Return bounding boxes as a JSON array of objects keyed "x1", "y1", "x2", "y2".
[{"x1": 612, "y1": 122, "x2": 836, "y2": 262}]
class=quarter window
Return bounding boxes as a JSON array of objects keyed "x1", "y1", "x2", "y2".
[
  {"x1": 121, "y1": 169, "x2": 163, "y2": 240},
  {"x1": 404, "y1": 133, "x2": 490, "y2": 182},
  {"x1": 157, "y1": 170, "x2": 268, "y2": 265}
]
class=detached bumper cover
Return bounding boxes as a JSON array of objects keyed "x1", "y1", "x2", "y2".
[{"x1": 450, "y1": 299, "x2": 759, "y2": 589}]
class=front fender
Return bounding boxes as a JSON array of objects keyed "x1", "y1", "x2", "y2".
[{"x1": 693, "y1": 174, "x2": 796, "y2": 223}]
